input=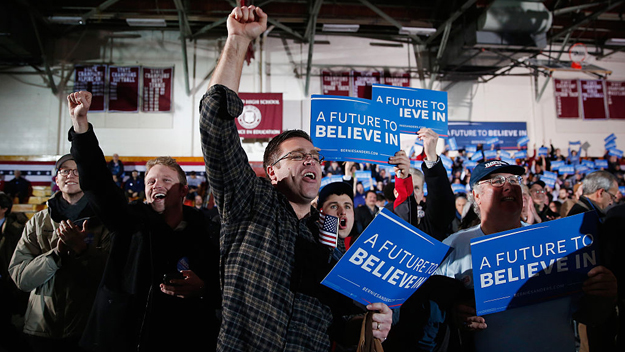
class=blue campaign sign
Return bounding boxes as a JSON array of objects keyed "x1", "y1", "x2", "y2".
[
  {"x1": 542, "y1": 171, "x2": 558, "y2": 180},
  {"x1": 538, "y1": 147, "x2": 549, "y2": 157},
  {"x1": 448, "y1": 137, "x2": 458, "y2": 151},
  {"x1": 594, "y1": 159, "x2": 608, "y2": 169},
  {"x1": 609, "y1": 149, "x2": 623, "y2": 158},
  {"x1": 514, "y1": 150, "x2": 527, "y2": 159},
  {"x1": 355, "y1": 170, "x2": 374, "y2": 190},
  {"x1": 575, "y1": 164, "x2": 589, "y2": 174},
  {"x1": 581, "y1": 160, "x2": 595, "y2": 169},
  {"x1": 551, "y1": 160, "x2": 564, "y2": 170},
  {"x1": 465, "y1": 145, "x2": 477, "y2": 153},
  {"x1": 320, "y1": 175, "x2": 345, "y2": 190},
  {"x1": 321, "y1": 208, "x2": 450, "y2": 307},
  {"x1": 371, "y1": 84, "x2": 448, "y2": 137},
  {"x1": 620, "y1": 186, "x2": 625, "y2": 196},
  {"x1": 559, "y1": 165, "x2": 575, "y2": 175},
  {"x1": 485, "y1": 137, "x2": 500, "y2": 147},
  {"x1": 605, "y1": 133, "x2": 617, "y2": 143},
  {"x1": 464, "y1": 160, "x2": 477, "y2": 171},
  {"x1": 470, "y1": 151, "x2": 484, "y2": 162},
  {"x1": 471, "y1": 212, "x2": 600, "y2": 316},
  {"x1": 483, "y1": 150, "x2": 498, "y2": 160},
  {"x1": 410, "y1": 160, "x2": 423, "y2": 171},
  {"x1": 500, "y1": 156, "x2": 516, "y2": 165},
  {"x1": 452, "y1": 183, "x2": 468, "y2": 194},
  {"x1": 311, "y1": 95, "x2": 400, "y2": 164},
  {"x1": 448, "y1": 122, "x2": 528, "y2": 150},
  {"x1": 440, "y1": 154, "x2": 453, "y2": 170},
  {"x1": 605, "y1": 140, "x2": 617, "y2": 150},
  {"x1": 517, "y1": 136, "x2": 530, "y2": 147}
]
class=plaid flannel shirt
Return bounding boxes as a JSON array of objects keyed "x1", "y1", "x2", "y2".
[{"x1": 200, "y1": 85, "x2": 335, "y2": 351}]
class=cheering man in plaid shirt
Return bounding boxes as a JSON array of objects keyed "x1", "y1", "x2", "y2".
[{"x1": 200, "y1": 5, "x2": 391, "y2": 351}]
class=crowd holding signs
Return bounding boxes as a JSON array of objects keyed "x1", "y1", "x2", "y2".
[{"x1": 314, "y1": 83, "x2": 612, "y2": 321}]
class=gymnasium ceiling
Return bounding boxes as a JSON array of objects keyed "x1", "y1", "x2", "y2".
[{"x1": 1, "y1": 0, "x2": 624, "y2": 88}]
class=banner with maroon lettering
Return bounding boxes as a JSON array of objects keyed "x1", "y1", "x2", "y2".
[
  {"x1": 236, "y1": 93, "x2": 283, "y2": 139},
  {"x1": 383, "y1": 73, "x2": 411, "y2": 87},
  {"x1": 580, "y1": 80, "x2": 607, "y2": 119},
  {"x1": 142, "y1": 67, "x2": 173, "y2": 112},
  {"x1": 554, "y1": 79, "x2": 580, "y2": 119},
  {"x1": 74, "y1": 65, "x2": 107, "y2": 112},
  {"x1": 352, "y1": 71, "x2": 381, "y2": 99},
  {"x1": 108, "y1": 66, "x2": 140, "y2": 112},
  {"x1": 322, "y1": 71, "x2": 350, "y2": 96},
  {"x1": 607, "y1": 81, "x2": 625, "y2": 120}
]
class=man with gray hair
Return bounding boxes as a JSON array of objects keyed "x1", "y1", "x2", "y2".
[
  {"x1": 567, "y1": 170, "x2": 619, "y2": 218},
  {"x1": 435, "y1": 160, "x2": 617, "y2": 352}
]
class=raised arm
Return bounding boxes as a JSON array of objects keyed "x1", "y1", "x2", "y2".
[
  {"x1": 67, "y1": 91, "x2": 132, "y2": 232},
  {"x1": 209, "y1": 6, "x2": 267, "y2": 92},
  {"x1": 200, "y1": 6, "x2": 269, "y2": 221}
]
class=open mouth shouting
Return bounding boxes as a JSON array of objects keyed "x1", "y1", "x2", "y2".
[
  {"x1": 304, "y1": 171, "x2": 316, "y2": 181},
  {"x1": 339, "y1": 217, "x2": 348, "y2": 229},
  {"x1": 154, "y1": 193, "x2": 166, "y2": 200}
]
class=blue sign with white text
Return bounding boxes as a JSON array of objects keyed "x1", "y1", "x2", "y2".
[
  {"x1": 311, "y1": 95, "x2": 400, "y2": 164},
  {"x1": 448, "y1": 122, "x2": 528, "y2": 150},
  {"x1": 371, "y1": 84, "x2": 448, "y2": 137},
  {"x1": 471, "y1": 212, "x2": 599, "y2": 316},
  {"x1": 322, "y1": 208, "x2": 450, "y2": 307}
]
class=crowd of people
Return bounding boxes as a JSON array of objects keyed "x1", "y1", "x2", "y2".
[{"x1": 0, "y1": 5, "x2": 623, "y2": 352}]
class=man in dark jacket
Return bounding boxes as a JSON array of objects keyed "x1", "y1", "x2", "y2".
[
  {"x1": 567, "y1": 170, "x2": 619, "y2": 219},
  {"x1": 66, "y1": 91, "x2": 221, "y2": 352}
]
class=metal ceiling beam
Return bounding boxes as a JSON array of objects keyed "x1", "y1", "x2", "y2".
[
  {"x1": 426, "y1": 0, "x2": 477, "y2": 45},
  {"x1": 550, "y1": 0, "x2": 623, "y2": 42},
  {"x1": 173, "y1": 0, "x2": 191, "y2": 95},
  {"x1": 192, "y1": 18, "x2": 227, "y2": 39},
  {"x1": 267, "y1": 18, "x2": 306, "y2": 42},
  {"x1": 29, "y1": 13, "x2": 57, "y2": 95},
  {"x1": 357, "y1": 0, "x2": 423, "y2": 45},
  {"x1": 428, "y1": 21, "x2": 452, "y2": 89},
  {"x1": 80, "y1": 0, "x2": 122, "y2": 22},
  {"x1": 553, "y1": 2, "x2": 606, "y2": 16},
  {"x1": 411, "y1": 43, "x2": 426, "y2": 88},
  {"x1": 304, "y1": 0, "x2": 323, "y2": 96},
  {"x1": 173, "y1": 0, "x2": 192, "y2": 37}
]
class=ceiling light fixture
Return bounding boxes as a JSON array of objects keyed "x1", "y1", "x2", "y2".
[
  {"x1": 322, "y1": 24, "x2": 359, "y2": 32},
  {"x1": 126, "y1": 18, "x2": 167, "y2": 27},
  {"x1": 399, "y1": 27, "x2": 436, "y2": 36},
  {"x1": 48, "y1": 16, "x2": 85, "y2": 25},
  {"x1": 605, "y1": 38, "x2": 625, "y2": 46}
]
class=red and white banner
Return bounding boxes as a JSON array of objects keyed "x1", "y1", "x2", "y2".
[
  {"x1": 554, "y1": 79, "x2": 580, "y2": 119},
  {"x1": 322, "y1": 71, "x2": 350, "y2": 96},
  {"x1": 580, "y1": 79, "x2": 607, "y2": 119},
  {"x1": 351, "y1": 71, "x2": 381, "y2": 99},
  {"x1": 108, "y1": 66, "x2": 140, "y2": 112},
  {"x1": 236, "y1": 93, "x2": 283, "y2": 139},
  {"x1": 607, "y1": 81, "x2": 625, "y2": 119},
  {"x1": 75, "y1": 65, "x2": 107, "y2": 112},
  {"x1": 383, "y1": 73, "x2": 411, "y2": 87},
  {"x1": 142, "y1": 67, "x2": 173, "y2": 112}
]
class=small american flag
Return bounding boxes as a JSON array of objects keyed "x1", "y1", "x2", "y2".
[{"x1": 317, "y1": 213, "x2": 339, "y2": 248}]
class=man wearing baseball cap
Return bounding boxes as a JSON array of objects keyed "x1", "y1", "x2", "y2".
[
  {"x1": 434, "y1": 160, "x2": 616, "y2": 352},
  {"x1": 9, "y1": 154, "x2": 110, "y2": 351}
]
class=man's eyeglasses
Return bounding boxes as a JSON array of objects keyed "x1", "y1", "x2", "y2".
[
  {"x1": 532, "y1": 189, "x2": 546, "y2": 194},
  {"x1": 271, "y1": 151, "x2": 324, "y2": 166},
  {"x1": 477, "y1": 175, "x2": 522, "y2": 187},
  {"x1": 58, "y1": 169, "x2": 79, "y2": 176},
  {"x1": 604, "y1": 189, "x2": 618, "y2": 202}
]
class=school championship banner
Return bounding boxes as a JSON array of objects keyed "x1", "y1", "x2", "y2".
[
  {"x1": 142, "y1": 67, "x2": 173, "y2": 112},
  {"x1": 311, "y1": 95, "x2": 400, "y2": 164},
  {"x1": 74, "y1": 65, "x2": 107, "y2": 112},
  {"x1": 108, "y1": 66, "x2": 140, "y2": 112},
  {"x1": 322, "y1": 71, "x2": 350, "y2": 96},
  {"x1": 554, "y1": 79, "x2": 580, "y2": 119},
  {"x1": 580, "y1": 80, "x2": 608, "y2": 119},
  {"x1": 607, "y1": 81, "x2": 625, "y2": 119},
  {"x1": 447, "y1": 122, "x2": 528, "y2": 150},
  {"x1": 322, "y1": 208, "x2": 450, "y2": 307},
  {"x1": 236, "y1": 93, "x2": 283, "y2": 139},
  {"x1": 372, "y1": 84, "x2": 448, "y2": 137},
  {"x1": 470, "y1": 212, "x2": 599, "y2": 316}
]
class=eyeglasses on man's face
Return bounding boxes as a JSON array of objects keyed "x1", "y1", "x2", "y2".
[
  {"x1": 604, "y1": 189, "x2": 618, "y2": 202},
  {"x1": 271, "y1": 151, "x2": 324, "y2": 166},
  {"x1": 477, "y1": 175, "x2": 522, "y2": 187},
  {"x1": 58, "y1": 168, "x2": 79, "y2": 177}
]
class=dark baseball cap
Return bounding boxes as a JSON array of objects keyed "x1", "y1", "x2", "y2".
[
  {"x1": 317, "y1": 182, "x2": 353, "y2": 210},
  {"x1": 55, "y1": 154, "x2": 74, "y2": 172},
  {"x1": 530, "y1": 180, "x2": 546, "y2": 189},
  {"x1": 470, "y1": 160, "x2": 525, "y2": 188}
]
